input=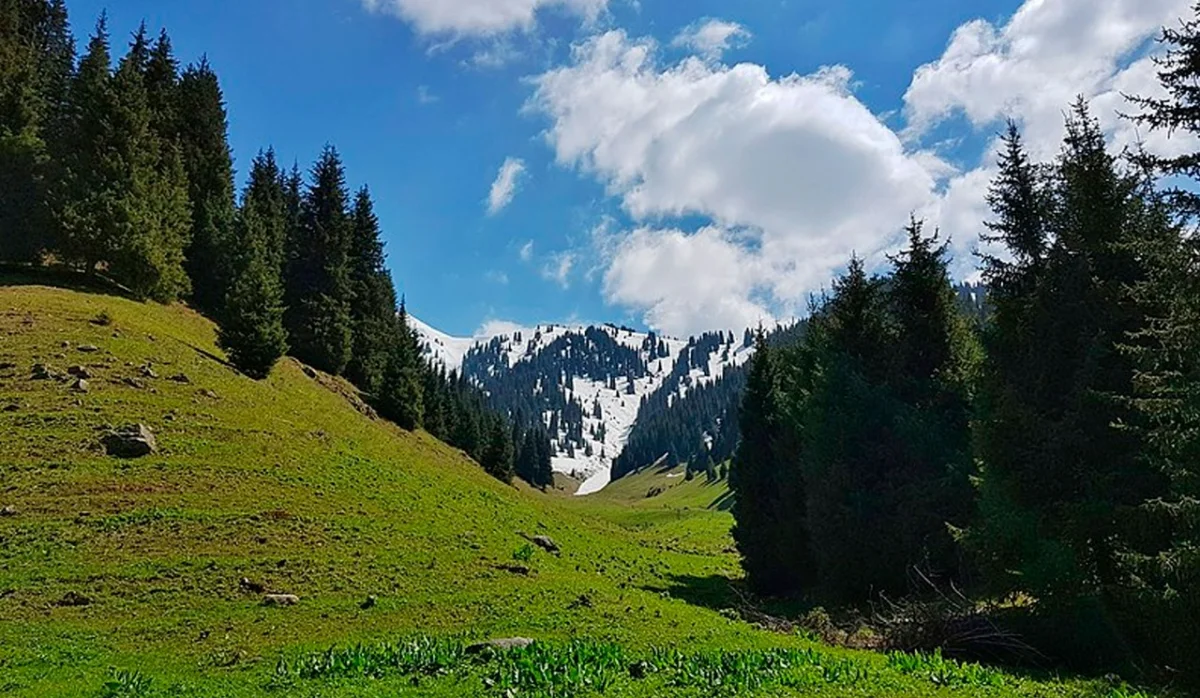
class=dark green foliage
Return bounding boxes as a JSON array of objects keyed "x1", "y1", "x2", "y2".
[
  {"x1": 284, "y1": 146, "x2": 353, "y2": 375},
  {"x1": 219, "y1": 151, "x2": 288, "y2": 379},
  {"x1": 481, "y1": 413, "x2": 514, "y2": 483},
  {"x1": 731, "y1": 331, "x2": 811, "y2": 594},
  {"x1": 345, "y1": 187, "x2": 397, "y2": 397},
  {"x1": 0, "y1": 0, "x2": 72, "y2": 263},
  {"x1": 176, "y1": 57, "x2": 235, "y2": 315},
  {"x1": 378, "y1": 305, "x2": 424, "y2": 431}
]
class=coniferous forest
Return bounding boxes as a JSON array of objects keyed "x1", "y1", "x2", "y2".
[
  {"x1": 0, "y1": 2, "x2": 527, "y2": 486},
  {"x1": 730, "y1": 39, "x2": 1200, "y2": 681}
]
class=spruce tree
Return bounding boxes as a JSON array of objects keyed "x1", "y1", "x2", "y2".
[
  {"x1": 177, "y1": 57, "x2": 235, "y2": 315},
  {"x1": 0, "y1": 0, "x2": 72, "y2": 263},
  {"x1": 345, "y1": 186, "x2": 398, "y2": 396},
  {"x1": 481, "y1": 415, "x2": 514, "y2": 483},
  {"x1": 378, "y1": 302, "x2": 424, "y2": 430},
  {"x1": 219, "y1": 150, "x2": 288, "y2": 379},
  {"x1": 284, "y1": 146, "x2": 353, "y2": 375}
]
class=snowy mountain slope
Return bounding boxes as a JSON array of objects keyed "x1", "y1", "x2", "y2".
[{"x1": 411, "y1": 318, "x2": 751, "y2": 494}]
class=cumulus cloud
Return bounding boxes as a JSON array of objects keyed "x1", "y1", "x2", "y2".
[
  {"x1": 670, "y1": 19, "x2": 750, "y2": 60},
  {"x1": 529, "y1": 29, "x2": 940, "y2": 333},
  {"x1": 361, "y1": 0, "x2": 607, "y2": 37},
  {"x1": 526, "y1": 2, "x2": 1194, "y2": 335},
  {"x1": 904, "y1": 0, "x2": 1191, "y2": 160},
  {"x1": 487, "y1": 157, "x2": 527, "y2": 215}
]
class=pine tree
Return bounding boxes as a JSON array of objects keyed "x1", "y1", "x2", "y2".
[
  {"x1": 219, "y1": 150, "x2": 288, "y2": 378},
  {"x1": 53, "y1": 14, "x2": 114, "y2": 272},
  {"x1": 177, "y1": 57, "x2": 235, "y2": 315},
  {"x1": 731, "y1": 331, "x2": 806, "y2": 594},
  {"x1": 378, "y1": 302, "x2": 424, "y2": 430},
  {"x1": 0, "y1": 0, "x2": 73, "y2": 263},
  {"x1": 284, "y1": 146, "x2": 353, "y2": 375},
  {"x1": 345, "y1": 186, "x2": 398, "y2": 396},
  {"x1": 481, "y1": 415, "x2": 514, "y2": 483}
]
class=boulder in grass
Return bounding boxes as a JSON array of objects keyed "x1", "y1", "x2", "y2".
[
  {"x1": 531, "y1": 535, "x2": 560, "y2": 555},
  {"x1": 31, "y1": 363, "x2": 58, "y2": 381},
  {"x1": 466, "y1": 638, "x2": 535, "y2": 654},
  {"x1": 262, "y1": 594, "x2": 299, "y2": 607},
  {"x1": 71, "y1": 378, "x2": 89, "y2": 394},
  {"x1": 77, "y1": 344, "x2": 100, "y2": 353},
  {"x1": 67, "y1": 366, "x2": 92, "y2": 379},
  {"x1": 102, "y1": 424, "x2": 157, "y2": 458},
  {"x1": 57, "y1": 591, "x2": 92, "y2": 607}
]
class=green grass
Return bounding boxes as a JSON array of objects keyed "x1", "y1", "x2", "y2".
[{"x1": 0, "y1": 283, "x2": 1167, "y2": 697}]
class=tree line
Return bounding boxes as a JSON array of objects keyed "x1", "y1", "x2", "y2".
[
  {"x1": 731, "y1": 17, "x2": 1200, "y2": 682},
  {"x1": 0, "y1": 2, "x2": 536, "y2": 487}
]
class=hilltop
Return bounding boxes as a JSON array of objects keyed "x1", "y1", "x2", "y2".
[{"x1": 0, "y1": 283, "x2": 1154, "y2": 697}]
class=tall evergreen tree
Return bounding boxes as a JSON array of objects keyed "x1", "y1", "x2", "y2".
[
  {"x1": 0, "y1": 0, "x2": 72, "y2": 263},
  {"x1": 345, "y1": 186, "x2": 398, "y2": 396},
  {"x1": 176, "y1": 57, "x2": 235, "y2": 315},
  {"x1": 481, "y1": 414, "x2": 515, "y2": 484},
  {"x1": 219, "y1": 150, "x2": 288, "y2": 378},
  {"x1": 283, "y1": 146, "x2": 353, "y2": 374},
  {"x1": 378, "y1": 302, "x2": 424, "y2": 430}
]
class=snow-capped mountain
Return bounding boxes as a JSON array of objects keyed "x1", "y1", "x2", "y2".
[{"x1": 411, "y1": 318, "x2": 755, "y2": 495}]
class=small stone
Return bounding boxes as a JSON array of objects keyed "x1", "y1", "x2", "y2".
[
  {"x1": 30, "y1": 363, "x2": 57, "y2": 380},
  {"x1": 531, "y1": 535, "x2": 560, "y2": 555},
  {"x1": 2, "y1": 404, "x2": 18, "y2": 413},
  {"x1": 67, "y1": 366, "x2": 92, "y2": 379},
  {"x1": 102, "y1": 424, "x2": 157, "y2": 459},
  {"x1": 239, "y1": 577, "x2": 265, "y2": 594},
  {"x1": 71, "y1": 378, "x2": 89, "y2": 393},
  {"x1": 77, "y1": 345, "x2": 99, "y2": 353},
  {"x1": 56, "y1": 591, "x2": 92, "y2": 607},
  {"x1": 302, "y1": 366, "x2": 318, "y2": 379},
  {"x1": 466, "y1": 638, "x2": 535, "y2": 654},
  {"x1": 169, "y1": 373, "x2": 190, "y2": 384},
  {"x1": 0, "y1": 505, "x2": 16, "y2": 517},
  {"x1": 262, "y1": 594, "x2": 299, "y2": 607},
  {"x1": 199, "y1": 389, "x2": 219, "y2": 399},
  {"x1": 60, "y1": 341, "x2": 70, "y2": 349},
  {"x1": 122, "y1": 377, "x2": 146, "y2": 390},
  {"x1": 360, "y1": 595, "x2": 377, "y2": 610},
  {"x1": 140, "y1": 366, "x2": 159, "y2": 379}
]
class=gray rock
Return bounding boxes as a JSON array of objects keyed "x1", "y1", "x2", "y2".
[
  {"x1": 532, "y1": 535, "x2": 560, "y2": 554},
  {"x1": 122, "y1": 377, "x2": 146, "y2": 390},
  {"x1": 31, "y1": 363, "x2": 58, "y2": 380},
  {"x1": 302, "y1": 366, "x2": 318, "y2": 379},
  {"x1": 199, "y1": 389, "x2": 219, "y2": 399},
  {"x1": 77, "y1": 344, "x2": 99, "y2": 353},
  {"x1": 67, "y1": 366, "x2": 92, "y2": 379},
  {"x1": 0, "y1": 505, "x2": 16, "y2": 517},
  {"x1": 140, "y1": 366, "x2": 159, "y2": 379},
  {"x1": 71, "y1": 378, "x2": 89, "y2": 393},
  {"x1": 239, "y1": 577, "x2": 265, "y2": 594},
  {"x1": 360, "y1": 595, "x2": 377, "y2": 610},
  {"x1": 262, "y1": 594, "x2": 299, "y2": 607},
  {"x1": 102, "y1": 424, "x2": 157, "y2": 458},
  {"x1": 466, "y1": 638, "x2": 535, "y2": 654},
  {"x1": 169, "y1": 373, "x2": 190, "y2": 384}
]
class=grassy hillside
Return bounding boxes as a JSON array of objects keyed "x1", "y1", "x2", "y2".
[{"x1": 0, "y1": 284, "x2": 1162, "y2": 697}]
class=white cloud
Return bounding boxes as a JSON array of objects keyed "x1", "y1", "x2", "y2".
[
  {"x1": 487, "y1": 157, "x2": 527, "y2": 215},
  {"x1": 670, "y1": 19, "x2": 750, "y2": 60},
  {"x1": 903, "y1": 0, "x2": 1191, "y2": 160},
  {"x1": 604, "y1": 227, "x2": 775, "y2": 334},
  {"x1": 542, "y1": 252, "x2": 576, "y2": 288},
  {"x1": 476, "y1": 319, "x2": 527, "y2": 337},
  {"x1": 529, "y1": 30, "x2": 940, "y2": 333},
  {"x1": 485, "y1": 270, "x2": 510, "y2": 284},
  {"x1": 361, "y1": 0, "x2": 607, "y2": 37},
  {"x1": 527, "y1": 1, "x2": 1194, "y2": 335},
  {"x1": 519, "y1": 240, "x2": 535, "y2": 261}
]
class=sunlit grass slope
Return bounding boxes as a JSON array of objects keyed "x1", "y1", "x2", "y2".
[{"x1": 0, "y1": 283, "x2": 1161, "y2": 697}]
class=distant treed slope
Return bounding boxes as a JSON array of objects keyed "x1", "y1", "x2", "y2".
[{"x1": 612, "y1": 324, "x2": 806, "y2": 481}]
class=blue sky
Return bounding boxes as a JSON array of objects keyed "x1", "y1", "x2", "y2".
[{"x1": 67, "y1": 0, "x2": 1193, "y2": 336}]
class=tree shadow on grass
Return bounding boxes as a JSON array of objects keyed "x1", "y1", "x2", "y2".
[
  {"x1": 0, "y1": 263, "x2": 136, "y2": 301},
  {"x1": 642, "y1": 573, "x2": 813, "y2": 621},
  {"x1": 708, "y1": 489, "x2": 735, "y2": 511}
]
